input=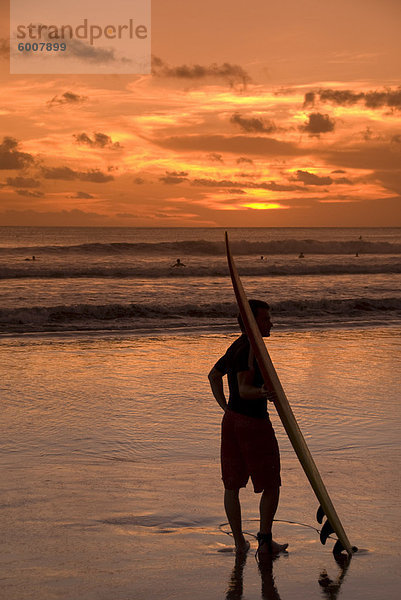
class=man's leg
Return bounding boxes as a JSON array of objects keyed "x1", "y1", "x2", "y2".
[
  {"x1": 259, "y1": 487, "x2": 288, "y2": 554},
  {"x1": 259, "y1": 486, "x2": 279, "y2": 534},
  {"x1": 224, "y1": 488, "x2": 250, "y2": 553}
]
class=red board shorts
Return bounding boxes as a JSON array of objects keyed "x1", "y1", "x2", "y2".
[{"x1": 221, "y1": 409, "x2": 281, "y2": 493}]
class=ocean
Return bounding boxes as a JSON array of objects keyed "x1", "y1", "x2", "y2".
[
  {"x1": 1, "y1": 227, "x2": 400, "y2": 599},
  {"x1": 1, "y1": 226, "x2": 400, "y2": 334}
]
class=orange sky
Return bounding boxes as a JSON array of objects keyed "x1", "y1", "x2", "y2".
[{"x1": 1, "y1": 0, "x2": 401, "y2": 227}]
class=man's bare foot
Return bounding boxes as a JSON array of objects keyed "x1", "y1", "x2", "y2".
[
  {"x1": 235, "y1": 539, "x2": 250, "y2": 554},
  {"x1": 257, "y1": 536, "x2": 288, "y2": 556},
  {"x1": 271, "y1": 540, "x2": 288, "y2": 554}
]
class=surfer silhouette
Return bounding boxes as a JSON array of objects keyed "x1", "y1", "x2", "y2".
[
  {"x1": 209, "y1": 299, "x2": 288, "y2": 556},
  {"x1": 171, "y1": 258, "x2": 186, "y2": 267}
]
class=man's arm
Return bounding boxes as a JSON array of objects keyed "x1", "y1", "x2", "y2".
[
  {"x1": 208, "y1": 367, "x2": 227, "y2": 411},
  {"x1": 237, "y1": 370, "x2": 276, "y2": 401}
]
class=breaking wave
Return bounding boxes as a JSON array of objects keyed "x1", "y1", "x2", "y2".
[
  {"x1": 1, "y1": 261, "x2": 401, "y2": 279},
  {"x1": 1, "y1": 239, "x2": 401, "y2": 256},
  {"x1": 2, "y1": 297, "x2": 400, "y2": 333}
]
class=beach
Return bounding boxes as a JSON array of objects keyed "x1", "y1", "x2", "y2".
[
  {"x1": 1, "y1": 227, "x2": 400, "y2": 599},
  {"x1": 1, "y1": 325, "x2": 400, "y2": 599}
]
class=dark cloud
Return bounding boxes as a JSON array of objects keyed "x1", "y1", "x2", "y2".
[
  {"x1": 294, "y1": 170, "x2": 333, "y2": 186},
  {"x1": 192, "y1": 178, "x2": 241, "y2": 188},
  {"x1": 133, "y1": 177, "x2": 145, "y2": 184},
  {"x1": 230, "y1": 113, "x2": 276, "y2": 134},
  {"x1": 391, "y1": 134, "x2": 401, "y2": 144},
  {"x1": 302, "y1": 113, "x2": 335, "y2": 135},
  {"x1": 73, "y1": 132, "x2": 121, "y2": 149},
  {"x1": 6, "y1": 176, "x2": 40, "y2": 188},
  {"x1": 191, "y1": 178, "x2": 304, "y2": 192},
  {"x1": 236, "y1": 157, "x2": 254, "y2": 165},
  {"x1": 303, "y1": 92, "x2": 316, "y2": 108},
  {"x1": 207, "y1": 153, "x2": 224, "y2": 162},
  {"x1": 265, "y1": 181, "x2": 305, "y2": 192},
  {"x1": 48, "y1": 92, "x2": 88, "y2": 107},
  {"x1": 151, "y1": 56, "x2": 251, "y2": 86},
  {"x1": 304, "y1": 87, "x2": 401, "y2": 111},
  {"x1": 331, "y1": 169, "x2": 346, "y2": 174},
  {"x1": 42, "y1": 166, "x2": 77, "y2": 180},
  {"x1": 79, "y1": 170, "x2": 115, "y2": 183},
  {"x1": 0, "y1": 137, "x2": 34, "y2": 170},
  {"x1": 65, "y1": 39, "x2": 119, "y2": 64},
  {"x1": 70, "y1": 191, "x2": 95, "y2": 199},
  {"x1": 153, "y1": 134, "x2": 308, "y2": 157},
  {"x1": 159, "y1": 170, "x2": 189, "y2": 184},
  {"x1": 42, "y1": 166, "x2": 114, "y2": 183},
  {"x1": 15, "y1": 189, "x2": 42, "y2": 197}
]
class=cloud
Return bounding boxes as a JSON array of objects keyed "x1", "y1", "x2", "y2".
[
  {"x1": 69, "y1": 191, "x2": 95, "y2": 199},
  {"x1": 6, "y1": 176, "x2": 40, "y2": 188},
  {"x1": 0, "y1": 137, "x2": 34, "y2": 170},
  {"x1": 78, "y1": 170, "x2": 115, "y2": 183},
  {"x1": 15, "y1": 189, "x2": 42, "y2": 197},
  {"x1": 42, "y1": 166, "x2": 77, "y2": 180},
  {"x1": 73, "y1": 132, "x2": 121, "y2": 148},
  {"x1": 0, "y1": 209, "x2": 107, "y2": 226},
  {"x1": 192, "y1": 178, "x2": 241, "y2": 188},
  {"x1": 301, "y1": 113, "x2": 335, "y2": 135},
  {"x1": 304, "y1": 87, "x2": 401, "y2": 110},
  {"x1": 230, "y1": 112, "x2": 276, "y2": 133},
  {"x1": 294, "y1": 170, "x2": 333, "y2": 186},
  {"x1": 207, "y1": 153, "x2": 224, "y2": 162},
  {"x1": 236, "y1": 157, "x2": 254, "y2": 164},
  {"x1": 191, "y1": 178, "x2": 304, "y2": 192},
  {"x1": 323, "y1": 145, "x2": 401, "y2": 170},
  {"x1": 133, "y1": 177, "x2": 145, "y2": 184},
  {"x1": 159, "y1": 171, "x2": 189, "y2": 184},
  {"x1": 42, "y1": 166, "x2": 114, "y2": 182},
  {"x1": 48, "y1": 92, "x2": 88, "y2": 107},
  {"x1": 153, "y1": 134, "x2": 308, "y2": 157},
  {"x1": 64, "y1": 38, "x2": 120, "y2": 64},
  {"x1": 151, "y1": 56, "x2": 251, "y2": 86}
]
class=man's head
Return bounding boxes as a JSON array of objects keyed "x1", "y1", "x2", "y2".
[{"x1": 237, "y1": 299, "x2": 273, "y2": 337}]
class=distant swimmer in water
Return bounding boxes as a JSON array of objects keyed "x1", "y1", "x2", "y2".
[
  {"x1": 298, "y1": 252, "x2": 305, "y2": 258},
  {"x1": 260, "y1": 256, "x2": 264, "y2": 261},
  {"x1": 24, "y1": 255, "x2": 36, "y2": 261},
  {"x1": 171, "y1": 258, "x2": 186, "y2": 267},
  {"x1": 355, "y1": 252, "x2": 359, "y2": 257}
]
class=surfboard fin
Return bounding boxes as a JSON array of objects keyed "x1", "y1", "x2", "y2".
[
  {"x1": 333, "y1": 539, "x2": 345, "y2": 554},
  {"x1": 316, "y1": 505, "x2": 325, "y2": 524},
  {"x1": 320, "y1": 519, "x2": 335, "y2": 545}
]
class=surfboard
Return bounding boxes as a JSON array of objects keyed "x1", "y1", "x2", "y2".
[{"x1": 225, "y1": 232, "x2": 357, "y2": 556}]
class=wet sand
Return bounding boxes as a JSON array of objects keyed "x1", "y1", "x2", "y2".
[{"x1": 1, "y1": 326, "x2": 400, "y2": 599}]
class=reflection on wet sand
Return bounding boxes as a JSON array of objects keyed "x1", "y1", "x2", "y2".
[
  {"x1": 225, "y1": 549, "x2": 353, "y2": 600},
  {"x1": 318, "y1": 552, "x2": 352, "y2": 600},
  {"x1": 258, "y1": 556, "x2": 281, "y2": 600},
  {"x1": 225, "y1": 552, "x2": 247, "y2": 600},
  {"x1": 225, "y1": 552, "x2": 281, "y2": 600}
]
